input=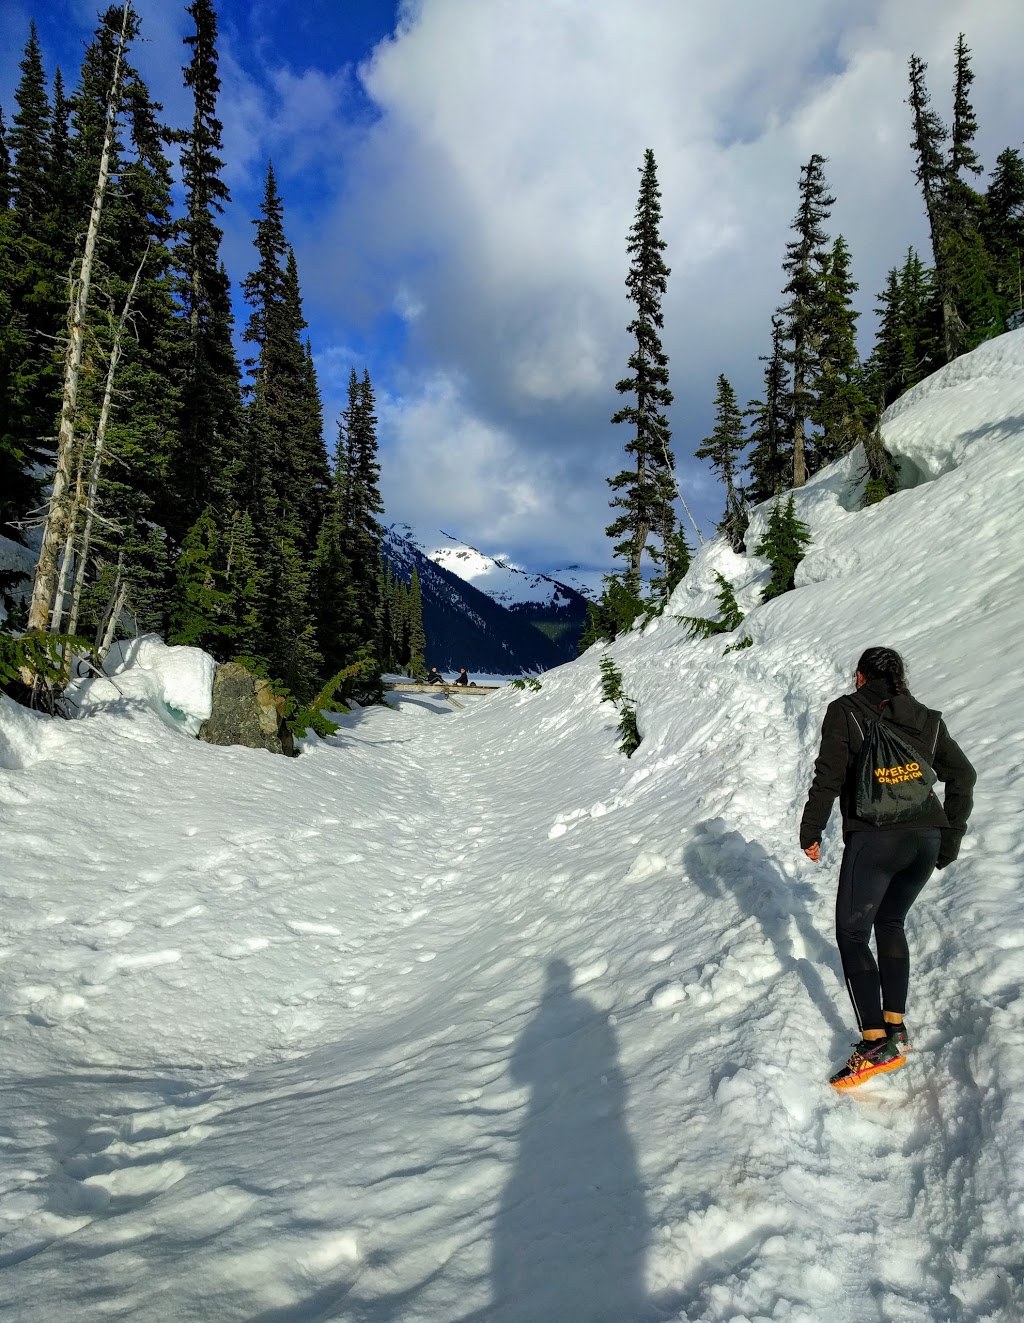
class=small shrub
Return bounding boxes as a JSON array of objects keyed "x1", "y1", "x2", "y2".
[
  {"x1": 755, "y1": 496, "x2": 812, "y2": 602},
  {"x1": 724, "y1": 634, "x2": 753, "y2": 655},
  {"x1": 510, "y1": 676, "x2": 542, "y2": 692},
  {"x1": 677, "y1": 572, "x2": 744, "y2": 640},
  {"x1": 579, "y1": 575, "x2": 646, "y2": 649},
  {"x1": 599, "y1": 655, "x2": 624, "y2": 705},
  {"x1": 597, "y1": 654, "x2": 642, "y2": 757},
  {"x1": 618, "y1": 704, "x2": 641, "y2": 758}
]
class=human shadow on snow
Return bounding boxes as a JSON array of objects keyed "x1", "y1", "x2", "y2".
[
  {"x1": 483, "y1": 957, "x2": 650, "y2": 1323},
  {"x1": 684, "y1": 818, "x2": 850, "y2": 1052}
]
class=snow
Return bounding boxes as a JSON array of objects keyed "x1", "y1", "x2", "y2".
[
  {"x1": 392, "y1": 522, "x2": 599, "y2": 606},
  {"x1": 2, "y1": 330, "x2": 1024, "y2": 1320},
  {"x1": 100, "y1": 634, "x2": 217, "y2": 723}
]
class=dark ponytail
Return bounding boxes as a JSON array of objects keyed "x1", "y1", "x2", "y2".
[{"x1": 856, "y1": 646, "x2": 908, "y2": 695}]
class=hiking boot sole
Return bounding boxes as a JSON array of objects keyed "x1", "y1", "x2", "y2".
[{"x1": 830, "y1": 1054, "x2": 906, "y2": 1090}]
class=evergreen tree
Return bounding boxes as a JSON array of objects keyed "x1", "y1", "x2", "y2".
[
  {"x1": 907, "y1": 42, "x2": 997, "y2": 360},
  {"x1": 376, "y1": 560, "x2": 396, "y2": 669},
  {"x1": 70, "y1": 7, "x2": 184, "y2": 642},
  {"x1": 239, "y1": 164, "x2": 298, "y2": 679},
  {"x1": 0, "y1": 108, "x2": 11, "y2": 209},
  {"x1": 9, "y1": 22, "x2": 52, "y2": 226},
  {"x1": 238, "y1": 164, "x2": 334, "y2": 700},
  {"x1": 983, "y1": 147, "x2": 1024, "y2": 321},
  {"x1": 607, "y1": 149, "x2": 678, "y2": 595},
  {"x1": 755, "y1": 496, "x2": 812, "y2": 602},
  {"x1": 695, "y1": 374, "x2": 747, "y2": 551},
  {"x1": 812, "y1": 235, "x2": 871, "y2": 465},
  {"x1": 779, "y1": 154, "x2": 834, "y2": 487},
  {"x1": 285, "y1": 255, "x2": 330, "y2": 554},
  {"x1": 649, "y1": 524, "x2": 692, "y2": 606},
  {"x1": 866, "y1": 265, "x2": 904, "y2": 410},
  {"x1": 0, "y1": 185, "x2": 36, "y2": 548},
  {"x1": 310, "y1": 458, "x2": 358, "y2": 680},
  {"x1": 5, "y1": 24, "x2": 62, "y2": 505},
  {"x1": 745, "y1": 315, "x2": 792, "y2": 504},
  {"x1": 679, "y1": 571, "x2": 744, "y2": 639},
  {"x1": 407, "y1": 567, "x2": 426, "y2": 678},
  {"x1": 169, "y1": 0, "x2": 242, "y2": 541},
  {"x1": 223, "y1": 509, "x2": 264, "y2": 660},
  {"x1": 43, "y1": 66, "x2": 78, "y2": 307},
  {"x1": 907, "y1": 53, "x2": 951, "y2": 353},
  {"x1": 336, "y1": 367, "x2": 384, "y2": 644},
  {"x1": 167, "y1": 508, "x2": 232, "y2": 650}
]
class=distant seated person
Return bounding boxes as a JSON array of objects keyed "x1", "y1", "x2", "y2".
[
  {"x1": 426, "y1": 666, "x2": 447, "y2": 685},
  {"x1": 454, "y1": 667, "x2": 469, "y2": 686}
]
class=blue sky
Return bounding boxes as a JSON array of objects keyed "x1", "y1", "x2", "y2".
[{"x1": 3, "y1": 1, "x2": 1024, "y2": 577}]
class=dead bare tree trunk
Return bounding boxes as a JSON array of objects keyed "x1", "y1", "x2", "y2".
[
  {"x1": 99, "y1": 579, "x2": 129, "y2": 660},
  {"x1": 50, "y1": 446, "x2": 86, "y2": 635},
  {"x1": 66, "y1": 245, "x2": 149, "y2": 649},
  {"x1": 27, "y1": 2, "x2": 132, "y2": 637}
]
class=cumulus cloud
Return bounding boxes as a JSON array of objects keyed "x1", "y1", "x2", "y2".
[
  {"x1": 7, "y1": 0, "x2": 1023, "y2": 573},
  {"x1": 306, "y1": 0, "x2": 1024, "y2": 566}
]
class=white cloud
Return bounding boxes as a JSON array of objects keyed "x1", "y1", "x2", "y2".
[{"x1": 308, "y1": 0, "x2": 1024, "y2": 567}]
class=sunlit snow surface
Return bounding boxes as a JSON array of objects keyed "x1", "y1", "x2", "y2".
[{"x1": 2, "y1": 332, "x2": 1024, "y2": 1321}]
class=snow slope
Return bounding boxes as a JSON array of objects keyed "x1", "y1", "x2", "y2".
[
  {"x1": 394, "y1": 523, "x2": 600, "y2": 607},
  {"x1": 1, "y1": 331, "x2": 1023, "y2": 1321}
]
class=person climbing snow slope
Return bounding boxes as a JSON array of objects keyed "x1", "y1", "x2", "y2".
[{"x1": 800, "y1": 646, "x2": 976, "y2": 1089}]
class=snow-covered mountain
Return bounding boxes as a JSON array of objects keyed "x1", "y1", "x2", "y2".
[
  {"x1": 2, "y1": 330, "x2": 1024, "y2": 1321},
  {"x1": 392, "y1": 524, "x2": 601, "y2": 608},
  {"x1": 381, "y1": 525, "x2": 577, "y2": 673},
  {"x1": 386, "y1": 524, "x2": 595, "y2": 667}
]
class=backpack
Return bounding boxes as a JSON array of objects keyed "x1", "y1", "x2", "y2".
[{"x1": 852, "y1": 710, "x2": 939, "y2": 825}]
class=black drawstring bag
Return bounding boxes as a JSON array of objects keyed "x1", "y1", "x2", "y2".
[{"x1": 855, "y1": 720, "x2": 938, "y2": 824}]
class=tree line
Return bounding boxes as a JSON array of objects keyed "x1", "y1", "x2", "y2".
[
  {"x1": 0, "y1": 1, "x2": 423, "y2": 715},
  {"x1": 592, "y1": 34, "x2": 1023, "y2": 641}
]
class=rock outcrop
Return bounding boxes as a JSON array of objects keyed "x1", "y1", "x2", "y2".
[{"x1": 198, "y1": 663, "x2": 294, "y2": 756}]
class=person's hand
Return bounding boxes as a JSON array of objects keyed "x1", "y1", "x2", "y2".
[{"x1": 803, "y1": 842, "x2": 820, "y2": 862}]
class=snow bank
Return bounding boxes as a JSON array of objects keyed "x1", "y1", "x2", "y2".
[
  {"x1": 0, "y1": 695, "x2": 79, "y2": 771},
  {"x1": 67, "y1": 633, "x2": 216, "y2": 735},
  {"x1": 1, "y1": 331, "x2": 1023, "y2": 1321},
  {"x1": 102, "y1": 634, "x2": 216, "y2": 722}
]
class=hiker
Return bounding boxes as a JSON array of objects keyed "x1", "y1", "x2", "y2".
[
  {"x1": 799, "y1": 646, "x2": 975, "y2": 1088},
  {"x1": 426, "y1": 667, "x2": 447, "y2": 685},
  {"x1": 454, "y1": 667, "x2": 469, "y2": 686}
]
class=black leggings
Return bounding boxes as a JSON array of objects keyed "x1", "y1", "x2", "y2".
[{"x1": 835, "y1": 829, "x2": 940, "y2": 1032}]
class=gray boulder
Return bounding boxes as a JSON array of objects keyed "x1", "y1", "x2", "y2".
[{"x1": 198, "y1": 662, "x2": 295, "y2": 756}]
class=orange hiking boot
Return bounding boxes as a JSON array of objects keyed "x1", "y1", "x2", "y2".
[{"x1": 830, "y1": 1037, "x2": 906, "y2": 1089}]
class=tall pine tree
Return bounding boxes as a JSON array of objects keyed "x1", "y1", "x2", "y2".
[
  {"x1": 695, "y1": 375, "x2": 747, "y2": 551},
  {"x1": 745, "y1": 315, "x2": 792, "y2": 504},
  {"x1": 811, "y1": 235, "x2": 870, "y2": 466},
  {"x1": 607, "y1": 149, "x2": 678, "y2": 596},
  {"x1": 169, "y1": 0, "x2": 242, "y2": 541},
  {"x1": 779, "y1": 154, "x2": 834, "y2": 488}
]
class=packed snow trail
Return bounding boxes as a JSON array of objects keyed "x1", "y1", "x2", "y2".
[{"x1": 2, "y1": 330, "x2": 1024, "y2": 1320}]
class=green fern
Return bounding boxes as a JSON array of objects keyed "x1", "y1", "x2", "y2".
[
  {"x1": 289, "y1": 655, "x2": 377, "y2": 738},
  {"x1": 0, "y1": 630, "x2": 92, "y2": 690}
]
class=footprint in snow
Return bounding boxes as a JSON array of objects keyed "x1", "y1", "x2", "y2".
[
  {"x1": 649, "y1": 981, "x2": 686, "y2": 1010},
  {"x1": 220, "y1": 936, "x2": 271, "y2": 959},
  {"x1": 284, "y1": 920, "x2": 341, "y2": 937}
]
